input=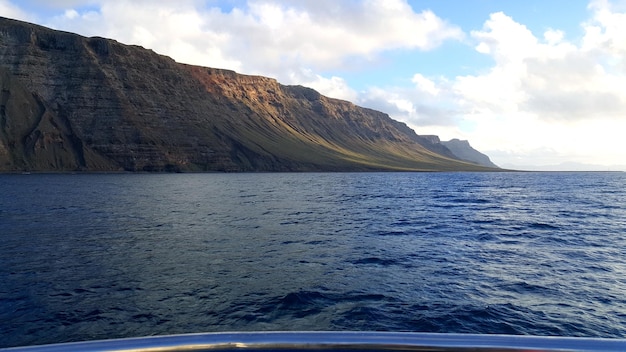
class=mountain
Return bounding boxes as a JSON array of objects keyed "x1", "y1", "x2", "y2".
[
  {"x1": 0, "y1": 17, "x2": 498, "y2": 172},
  {"x1": 440, "y1": 138, "x2": 498, "y2": 168},
  {"x1": 500, "y1": 161, "x2": 625, "y2": 172}
]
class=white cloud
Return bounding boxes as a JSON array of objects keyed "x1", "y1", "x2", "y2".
[
  {"x1": 435, "y1": 8, "x2": 626, "y2": 170},
  {"x1": 63, "y1": 8, "x2": 79, "y2": 19},
  {"x1": 287, "y1": 69, "x2": 358, "y2": 102},
  {"x1": 543, "y1": 28, "x2": 565, "y2": 44},
  {"x1": 357, "y1": 78, "x2": 460, "y2": 129},
  {"x1": 0, "y1": 0, "x2": 32, "y2": 21},
  {"x1": 412, "y1": 74, "x2": 440, "y2": 96},
  {"x1": 357, "y1": 3, "x2": 626, "y2": 168},
  {"x1": 19, "y1": 0, "x2": 97, "y2": 6},
  {"x1": 457, "y1": 6, "x2": 626, "y2": 123},
  {"x1": 587, "y1": 0, "x2": 626, "y2": 50},
  {"x1": 470, "y1": 12, "x2": 538, "y2": 62},
  {"x1": 490, "y1": 116, "x2": 626, "y2": 169},
  {"x1": 44, "y1": 1, "x2": 244, "y2": 72}
]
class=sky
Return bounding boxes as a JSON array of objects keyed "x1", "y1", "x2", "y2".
[{"x1": 1, "y1": 0, "x2": 625, "y2": 170}]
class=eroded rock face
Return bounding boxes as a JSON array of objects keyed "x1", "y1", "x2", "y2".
[
  {"x1": 441, "y1": 139, "x2": 499, "y2": 168},
  {"x1": 0, "y1": 67, "x2": 115, "y2": 170},
  {"x1": 0, "y1": 17, "x2": 497, "y2": 172}
]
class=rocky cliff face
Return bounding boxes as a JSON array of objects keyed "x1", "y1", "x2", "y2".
[
  {"x1": 441, "y1": 139, "x2": 498, "y2": 168},
  {"x1": 0, "y1": 67, "x2": 114, "y2": 170},
  {"x1": 0, "y1": 17, "x2": 497, "y2": 172}
]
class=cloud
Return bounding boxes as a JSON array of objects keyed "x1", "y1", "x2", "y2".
[
  {"x1": 287, "y1": 68, "x2": 358, "y2": 102},
  {"x1": 456, "y1": 5, "x2": 626, "y2": 166},
  {"x1": 358, "y1": 76, "x2": 461, "y2": 128},
  {"x1": 412, "y1": 74, "x2": 440, "y2": 96},
  {"x1": 230, "y1": 0, "x2": 464, "y2": 68},
  {"x1": 485, "y1": 114, "x2": 626, "y2": 169},
  {"x1": 15, "y1": 0, "x2": 97, "y2": 6},
  {"x1": 0, "y1": 0, "x2": 32, "y2": 21},
  {"x1": 456, "y1": 7, "x2": 626, "y2": 122},
  {"x1": 354, "y1": 2, "x2": 626, "y2": 167},
  {"x1": 41, "y1": 1, "x2": 245, "y2": 72}
]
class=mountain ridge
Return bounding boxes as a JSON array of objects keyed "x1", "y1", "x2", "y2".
[
  {"x1": 0, "y1": 16, "x2": 498, "y2": 172},
  {"x1": 441, "y1": 138, "x2": 498, "y2": 168}
]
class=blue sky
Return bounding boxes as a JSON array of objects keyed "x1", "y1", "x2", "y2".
[{"x1": 1, "y1": 0, "x2": 625, "y2": 170}]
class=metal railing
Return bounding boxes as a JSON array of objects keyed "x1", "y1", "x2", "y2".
[{"x1": 2, "y1": 331, "x2": 626, "y2": 351}]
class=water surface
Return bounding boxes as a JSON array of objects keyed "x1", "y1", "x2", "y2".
[{"x1": 1, "y1": 172, "x2": 625, "y2": 347}]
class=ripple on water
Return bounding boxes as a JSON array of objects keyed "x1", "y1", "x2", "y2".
[{"x1": 1, "y1": 172, "x2": 626, "y2": 348}]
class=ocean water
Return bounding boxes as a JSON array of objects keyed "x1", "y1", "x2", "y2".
[{"x1": 1, "y1": 172, "x2": 625, "y2": 347}]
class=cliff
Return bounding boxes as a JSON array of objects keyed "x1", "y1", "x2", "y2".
[
  {"x1": 441, "y1": 139, "x2": 498, "y2": 168},
  {"x1": 0, "y1": 17, "x2": 497, "y2": 172}
]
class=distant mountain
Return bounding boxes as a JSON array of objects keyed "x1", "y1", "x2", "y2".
[
  {"x1": 501, "y1": 161, "x2": 625, "y2": 172},
  {"x1": 441, "y1": 138, "x2": 499, "y2": 168},
  {"x1": 0, "y1": 17, "x2": 498, "y2": 172}
]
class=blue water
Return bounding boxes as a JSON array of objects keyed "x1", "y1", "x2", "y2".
[{"x1": 1, "y1": 172, "x2": 625, "y2": 347}]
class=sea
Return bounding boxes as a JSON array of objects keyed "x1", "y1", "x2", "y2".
[{"x1": 1, "y1": 171, "x2": 625, "y2": 348}]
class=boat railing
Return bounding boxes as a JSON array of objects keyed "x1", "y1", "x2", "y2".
[{"x1": 2, "y1": 331, "x2": 626, "y2": 351}]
